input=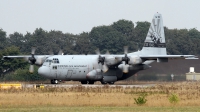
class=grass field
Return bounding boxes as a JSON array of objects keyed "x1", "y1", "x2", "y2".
[
  {"x1": 0, "y1": 81, "x2": 200, "y2": 111},
  {"x1": 1, "y1": 106, "x2": 200, "y2": 112}
]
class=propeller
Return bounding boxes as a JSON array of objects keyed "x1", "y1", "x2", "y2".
[
  {"x1": 48, "y1": 49, "x2": 54, "y2": 55},
  {"x1": 118, "y1": 46, "x2": 132, "y2": 73},
  {"x1": 95, "y1": 49, "x2": 108, "y2": 73},
  {"x1": 28, "y1": 47, "x2": 36, "y2": 73},
  {"x1": 122, "y1": 46, "x2": 130, "y2": 64},
  {"x1": 118, "y1": 61, "x2": 129, "y2": 73},
  {"x1": 49, "y1": 49, "x2": 64, "y2": 55},
  {"x1": 58, "y1": 49, "x2": 63, "y2": 55},
  {"x1": 122, "y1": 61, "x2": 129, "y2": 73},
  {"x1": 106, "y1": 50, "x2": 110, "y2": 55}
]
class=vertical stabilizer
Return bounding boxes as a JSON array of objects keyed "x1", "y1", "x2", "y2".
[{"x1": 141, "y1": 13, "x2": 167, "y2": 55}]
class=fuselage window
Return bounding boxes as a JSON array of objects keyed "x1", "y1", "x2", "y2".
[
  {"x1": 53, "y1": 66, "x2": 57, "y2": 69},
  {"x1": 52, "y1": 58, "x2": 60, "y2": 64}
]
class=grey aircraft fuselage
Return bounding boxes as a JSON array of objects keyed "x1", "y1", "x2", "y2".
[{"x1": 38, "y1": 54, "x2": 153, "y2": 84}]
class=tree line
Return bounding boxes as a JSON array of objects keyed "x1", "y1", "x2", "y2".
[{"x1": 0, "y1": 20, "x2": 200, "y2": 81}]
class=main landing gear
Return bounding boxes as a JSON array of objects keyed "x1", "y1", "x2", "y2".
[
  {"x1": 51, "y1": 79, "x2": 59, "y2": 84},
  {"x1": 80, "y1": 81, "x2": 115, "y2": 85},
  {"x1": 81, "y1": 81, "x2": 95, "y2": 84},
  {"x1": 101, "y1": 81, "x2": 115, "y2": 85}
]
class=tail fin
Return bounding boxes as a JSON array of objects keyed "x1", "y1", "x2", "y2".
[{"x1": 141, "y1": 13, "x2": 167, "y2": 55}]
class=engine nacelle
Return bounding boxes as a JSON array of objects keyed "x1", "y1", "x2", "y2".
[
  {"x1": 105, "y1": 56, "x2": 121, "y2": 66},
  {"x1": 118, "y1": 64, "x2": 151, "y2": 73},
  {"x1": 86, "y1": 69, "x2": 102, "y2": 80},
  {"x1": 128, "y1": 56, "x2": 143, "y2": 65}
]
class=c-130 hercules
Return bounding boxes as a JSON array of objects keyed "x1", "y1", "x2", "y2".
[{"x1": 3, "y1": 13, "x2": 197, "y2": 84}]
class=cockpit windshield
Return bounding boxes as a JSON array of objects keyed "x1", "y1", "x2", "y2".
[
  {"x1": 43, "y1": 58, "x2": 59, "y2": 66},
  {"x1": 45, "y1": 59, "x2": 52, "y2": 63}
]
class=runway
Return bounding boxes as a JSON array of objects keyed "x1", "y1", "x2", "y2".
[{"x1": 22, "y1": 84, "x2": 155, "y2": 88}]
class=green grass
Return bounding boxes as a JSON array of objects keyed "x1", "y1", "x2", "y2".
[{"x1": 0, "y1": 106, "x2": 200, "y2": 112}]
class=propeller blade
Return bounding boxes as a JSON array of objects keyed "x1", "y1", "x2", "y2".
[
  {"x1": 48, "y1": 49, "x2": 54, "y2": 55},
  {"x1": 95, "y1": 49, "x2": 109, "y2": 72},
  {"x1": 29, "y1": 65, "x2": 34, "y2": 73},
  {"x1": 29, "y1": 47, "x2": 36, "y2": 64},
  {"x1": 95, "y1": 49, "x2": 100, "y2": 55},
  {"x1": 121, "y1": 61, "x2": 129, "y2": 73},
  {"x1": 122, "y1": 46, "x2": 130, "y2": 65},
  {"x1": 104, "y1": 50, "x2": 110, "y2": 61},
  {"x1": 123, "y1": 65, "x2": 129, "y2": 73},
  {"x1": 58, "y1": 49, "x2": 63, "y2": 55},
  {"x1": 106, "y1": 50, "x2": 110, "y2": 55},
  {"x1": 124, "y1": 46, "x2": 128, "y2": 54},
  {"x1": 102, "y1": 64, "x2": 108, "y2": 73},
  {"x1": 35, "y1": 57, "x2": 45, "y2": 65},
  {"x1": 31, "y1": 47, "x2": 36, "y2": 55}
]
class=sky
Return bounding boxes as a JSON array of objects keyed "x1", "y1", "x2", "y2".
[{"x1": 0, "y1": 0, "x2": 200, "y2": 35}]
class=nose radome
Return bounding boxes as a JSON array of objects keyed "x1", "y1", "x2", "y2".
[{"x1": 38, "y1": 66, "x2": 50, "y2": 77}]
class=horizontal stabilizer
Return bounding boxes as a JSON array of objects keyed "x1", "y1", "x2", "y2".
[
  {"x1": 157, "y1": 58, "x2": 168, "y2": 62},
  {"x1": 140, "y1": 55, "x2": 197, "y2": 60}
]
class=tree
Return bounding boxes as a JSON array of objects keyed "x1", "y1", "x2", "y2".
[
  {"x1": 0, "y1": 29, "x2": 7, "y2": 50},
  {"x1": 0, "y1": 46, "x2": 28, "y2": 76},
  {"x1": 74, "y1": 32, "x2": 90, "y2": 54},
  {"x1": 133, "y1": 21, "x2": 150, "y2": 50}
]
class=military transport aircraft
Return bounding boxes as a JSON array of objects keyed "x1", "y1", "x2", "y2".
[{"x1": 3, "y1": 13, "x2": 197, "y2": 84}]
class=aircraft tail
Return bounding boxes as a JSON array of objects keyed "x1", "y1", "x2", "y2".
[{"x1": 141, "y1": 13, "x2": 167, "y2": 55}]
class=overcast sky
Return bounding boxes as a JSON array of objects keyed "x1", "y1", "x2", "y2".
[{"x1": 0, "y1": 0, "x2": 200, "y2": 35}]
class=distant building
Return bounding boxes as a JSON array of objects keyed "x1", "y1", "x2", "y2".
[{"x1": 186, "y1": 67, "x2": 200, "y2": 81}]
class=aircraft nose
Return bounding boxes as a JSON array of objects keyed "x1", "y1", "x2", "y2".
[{"x1": 38, "y1": 66, "x2": 50, "y2": 77}]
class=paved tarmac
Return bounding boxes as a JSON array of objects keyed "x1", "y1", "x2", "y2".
[{"x1": 22, "y1": 84, "x2": 155, "y2": 88}]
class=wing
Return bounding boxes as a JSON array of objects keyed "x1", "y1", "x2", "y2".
[
  {"x1": 2, "y1": 55, "x2": 51, "y2": 59},
  {"x1": 3, "y1": 55, "x2": 31, "y2": 59},
  {"x1": 2, "y1": 55, "x2": 53, "y2": 67}
]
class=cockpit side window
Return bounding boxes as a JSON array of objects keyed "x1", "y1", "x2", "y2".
[
  {"x1": 45, "y1": 59, "x2": 52, "y2": 62},
  {"x1": 43, "y1": 59, "x2": 52, "y2": 66}
]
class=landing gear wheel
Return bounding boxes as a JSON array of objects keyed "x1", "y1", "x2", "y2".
[
  {"x1": 81, "y1": 81, "x2": 88, "y2": 84},
  {"x1": 54, "y1": 79, "x2": 58, "y2": 84},
  {"x1": 88, "y1": 81, "x2": 94, "y2": 84},
  {"x1": 101, "y1": 81, "x2": 107, "y2": 85},
  {"x1": 108, "y1": 82, "x2": 115, "y2": 85},
  {"x1": 51, "y1": 79, "x2": 59, "y2": 84}
]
